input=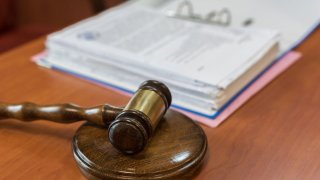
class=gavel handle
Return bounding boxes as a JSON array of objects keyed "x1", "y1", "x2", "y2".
[{"x1": 0, "y1": 102, "x2": 123, "y2": 126}]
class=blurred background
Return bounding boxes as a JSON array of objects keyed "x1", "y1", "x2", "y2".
[{"x1": 0, "y1": 0, "x2": 125, "y2": 53}]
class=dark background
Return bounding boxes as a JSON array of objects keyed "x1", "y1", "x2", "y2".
[{"x1": 0, "y1": 0, "x2": 124, "y2": 53}]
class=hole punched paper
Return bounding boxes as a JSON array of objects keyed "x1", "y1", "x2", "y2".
[{"x1": 40, "y1": 3, "x2": 280, "y2": 120}]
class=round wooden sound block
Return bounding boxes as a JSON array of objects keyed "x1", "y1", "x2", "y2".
[{"x1": 72, "y1": 110, "x2": 207, "y2": 179}]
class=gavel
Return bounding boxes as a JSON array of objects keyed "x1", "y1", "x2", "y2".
[{"x1": 0, "y1": 80, "x2": 172, "y2": 154}]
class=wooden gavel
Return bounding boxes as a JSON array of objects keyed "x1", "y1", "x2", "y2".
[{"x1": 0, "y1": 80, "x2": 172, "y2": 154}]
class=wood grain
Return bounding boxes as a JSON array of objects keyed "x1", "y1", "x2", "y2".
[
  {"x1": 108, "y1": 80, "x2": 172, "y2": 155},
  {"x1": 0, "y1": 27, "x2": 319, "y2": 179},
  {"x1": 73, "y1": 110, "x2": 207, "y2": 179},
  {"x1": 0, "y1": 102, "x2": 122, "y2": 126}
]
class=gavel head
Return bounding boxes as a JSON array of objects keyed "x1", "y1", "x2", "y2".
[{"x1": 108, "y1": 80, "x2": 172, "y2": 154}]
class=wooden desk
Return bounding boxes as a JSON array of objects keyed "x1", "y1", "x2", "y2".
[{"x1": 0, "y1": 28, "x2": 319, "y2": 179}]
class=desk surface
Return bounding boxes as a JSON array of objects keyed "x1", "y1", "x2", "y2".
[{"x1": 0, "y1": 29, "x2": 319, "y2": 179}]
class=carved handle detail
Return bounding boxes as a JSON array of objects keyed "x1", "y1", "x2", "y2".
[{"x1": 0, "y1": 102, "x2": 123, "y2": 126}]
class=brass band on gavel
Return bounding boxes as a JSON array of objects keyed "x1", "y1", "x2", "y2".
[
  {"x1": 0, "y1": 80, "x2": 172, "y2": 155},
  {"x1": 108, "y1": 80, "x2": 172, "y2": 154}
]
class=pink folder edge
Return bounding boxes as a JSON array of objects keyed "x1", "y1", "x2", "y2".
[
  {"x1": 32, "y1": 51, "x2": 301, "y2": 128},
  {"x1": 178, "y1": 51, "x2": 302, "y2": 127}
]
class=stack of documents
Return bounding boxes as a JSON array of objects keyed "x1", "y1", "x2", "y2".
[{"x1": 39, "y1": 4, "x2": 280, "y2": 118}]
